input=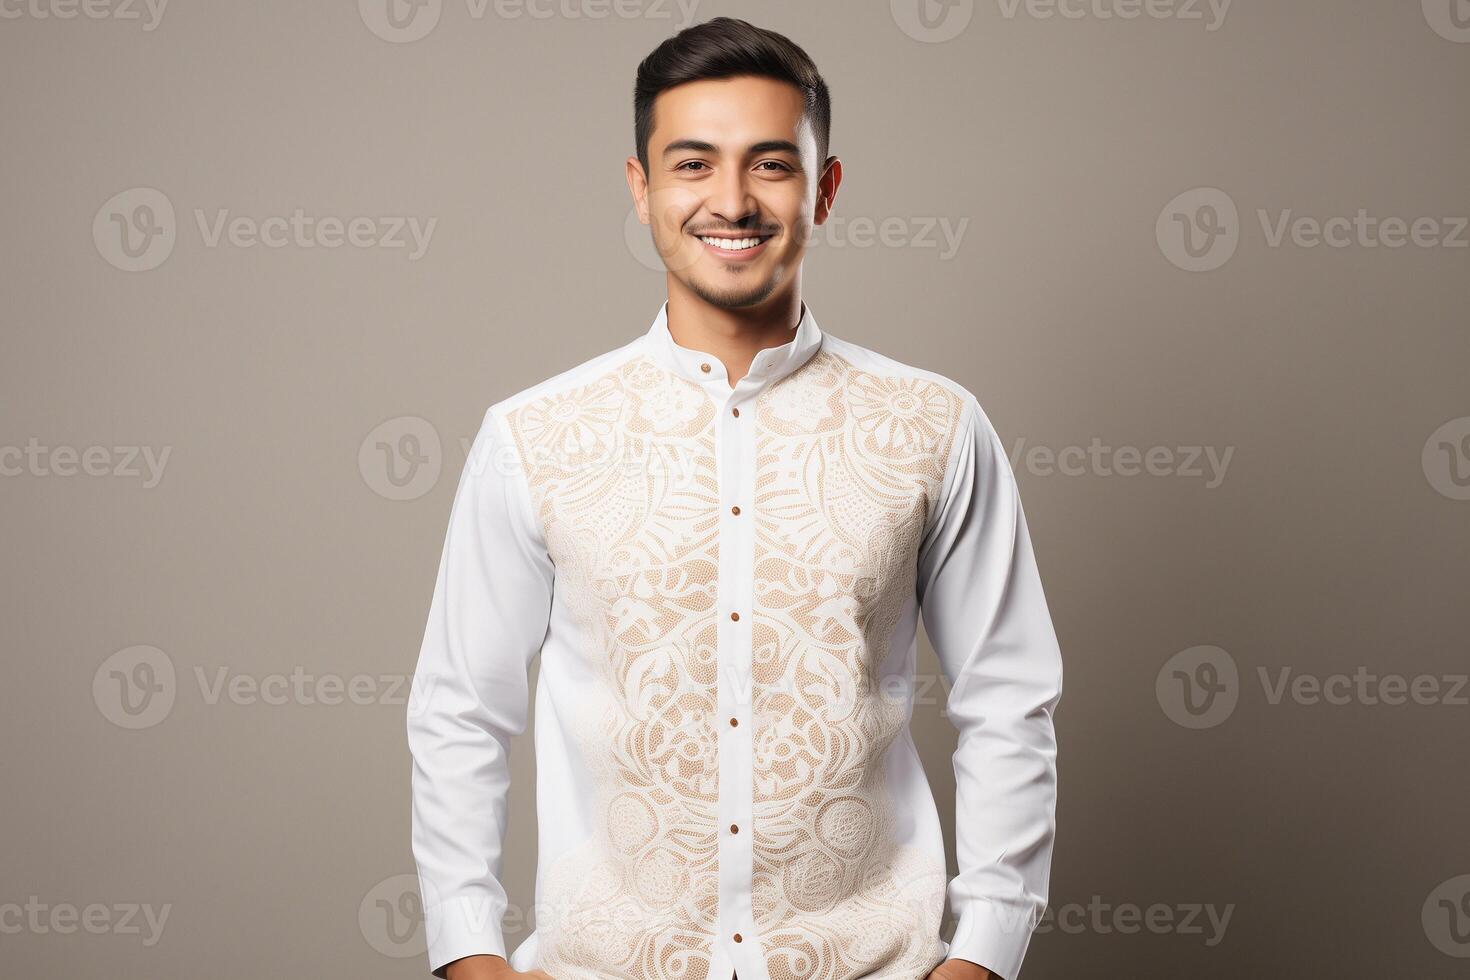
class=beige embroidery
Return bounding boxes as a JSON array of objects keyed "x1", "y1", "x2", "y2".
[{"x1": 506, "y1": 348, "x2": 963, "y2": 980}]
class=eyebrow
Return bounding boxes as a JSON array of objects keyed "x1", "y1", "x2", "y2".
[{"x1": 662, "y1": 138, "x2": 803, "y2": 158}]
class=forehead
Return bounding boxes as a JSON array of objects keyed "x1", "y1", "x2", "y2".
[{"x1": 650, "y1": 75, "x2": 814, "y2": 152}]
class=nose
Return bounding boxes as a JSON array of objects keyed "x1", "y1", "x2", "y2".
[{"x1": 706, "y1": 165, "x2": 758, "y2": 228}]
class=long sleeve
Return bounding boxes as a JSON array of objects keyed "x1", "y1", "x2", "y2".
[
  {"x1": 406, "y1": 406, "x2": 554, "y2": 978},
  {"x1": 916, "y1": 393, "x2": 1063, "y2": 980}
]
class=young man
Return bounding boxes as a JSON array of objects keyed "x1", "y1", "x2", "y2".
[{"x1": 407, "y1": 17, "x2": 1062, "y2": 980}]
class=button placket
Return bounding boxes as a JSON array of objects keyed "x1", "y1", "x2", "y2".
[
  {"x1": 715, "y1": 376, "x2": 759, "y2": 977},
  {"x1": 639, "y1": 303, "x2": 821, "y2": 980}
]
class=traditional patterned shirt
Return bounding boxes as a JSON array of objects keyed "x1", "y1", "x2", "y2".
[{"x1": 408, "y1": 301, "x2": 1062, "y2": 980}]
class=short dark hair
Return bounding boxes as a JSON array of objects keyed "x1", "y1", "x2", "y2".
[{"x1": 633, "y1": 16, "x2": 831, "y2": 176}]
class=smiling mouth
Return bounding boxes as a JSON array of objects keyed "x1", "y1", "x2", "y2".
[{"x1": 693, "y1": 233, "x2": 773, "y2": 250}]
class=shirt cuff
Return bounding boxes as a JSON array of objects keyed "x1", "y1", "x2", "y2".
[
  {"x1": 946, "y1": 898, "x2": 1042, "y2": 980},
  {"x1": 424, "y1": 895, "x2": 508, "y2": 978}
]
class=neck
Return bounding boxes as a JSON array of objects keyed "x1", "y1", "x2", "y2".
[{"x1": 664, "y1": 281, "x2": 804, "y2": 388}]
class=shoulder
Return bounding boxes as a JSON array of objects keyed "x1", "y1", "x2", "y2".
[
  {"x1": 819, "y1": 332, "x2": 987, "y2": 437},
  {"x1": 478, "y1": 334, "x2": 651, "y2": 437}
]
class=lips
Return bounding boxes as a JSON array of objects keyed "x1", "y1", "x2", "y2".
[{"x1": 692, "y1": 233, "x2": 773, "y2": 261}]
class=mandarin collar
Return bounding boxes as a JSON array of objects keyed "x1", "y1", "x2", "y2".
[{"x1": 643, "y1": 300, "x2": 823, "y2": 391}]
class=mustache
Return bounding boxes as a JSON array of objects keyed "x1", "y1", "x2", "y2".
[{"x1": 687, "y1": 227, "x2": 779, "y2": 236}]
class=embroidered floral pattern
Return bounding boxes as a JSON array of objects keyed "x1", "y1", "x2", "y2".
[{"x1": 506, "y1": 349, "x2": 963, "y2": 980}]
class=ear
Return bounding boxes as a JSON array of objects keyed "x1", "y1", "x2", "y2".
[
  {"x1": 626, "y1": 156, "x2": 651, "y2": 224},
  {"x1": 814, "y1": 155, "x2": 842, "y2": 225}
]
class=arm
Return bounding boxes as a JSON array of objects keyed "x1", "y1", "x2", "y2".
[
  {"x1": 917, "y1": 394, "x2": 1063, "y2": 980},
  {"x1": 407, "y1": 407, "x2": 553, "y2": 979}
]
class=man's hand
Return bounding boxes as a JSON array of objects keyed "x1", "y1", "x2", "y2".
[
  {"x1": 443, "y1": 953, "x2": 556, "y2": 980},
  {"x1": 924, "y1": 957, "x2": 994, "y2": 980}
]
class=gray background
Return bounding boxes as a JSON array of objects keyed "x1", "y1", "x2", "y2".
[{"x1": 2, "y1": 1, "x2": 1467, "y2": 978}]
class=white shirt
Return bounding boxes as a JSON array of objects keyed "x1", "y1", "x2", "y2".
[{"x1": 407, "y1": 301, "x2": 1062, "y2": 980}]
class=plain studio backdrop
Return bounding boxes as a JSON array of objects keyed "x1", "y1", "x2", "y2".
[{"x1": 1, "y1": 2, "x2": 1467, "y2": 978}]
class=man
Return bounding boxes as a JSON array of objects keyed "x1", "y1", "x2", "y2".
[{"x1": 407, "y1": 17, "x2": 1062, "y2": 980}]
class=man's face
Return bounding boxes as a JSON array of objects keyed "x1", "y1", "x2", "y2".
[{"x1": 630, "y1": 74, "x2": 836, "y2": 310}]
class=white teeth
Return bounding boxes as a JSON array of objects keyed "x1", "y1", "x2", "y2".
[{"x1": 699, "y1": 235, "x2": 764, "y2": 251}]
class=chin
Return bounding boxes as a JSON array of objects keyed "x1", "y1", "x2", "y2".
[{"x1": 684, "y1": 276, "x2": 782, "y2": 310}]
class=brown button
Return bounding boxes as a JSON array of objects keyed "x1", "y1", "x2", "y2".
[
  {"x1": 731, "y1": 505, "x2": 741, "y2": 516},
  {"x1": 731, "y1": 406, "x2": 740, "y2": 417},
  {"x1": 730, "y1": 823, "x2": 739, "y2": 834},
  {"x1": 700, "y1": 362, "x2": 711, "y2": 373},
  {"x1": 733, "y1": 933, "x2": 743, "y2": 943},
  {"x1": 730, "y1": 612, "x2": 740, "y2": 622},
  {"x1": 729, "y1": 717, "x2": 738, "y2": 727}
]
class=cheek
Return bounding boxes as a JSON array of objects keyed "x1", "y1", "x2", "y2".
[
  {"x1": 765, "y1": 195, "x2": 814, "y2": 248},
  {"x1": 778, "y1": 217, "x2": 814, "y2": 255},
  {"x1": 644, "y1": 185, "x2": 706, "y2": 272},
  {"x1": 645, "y1": 185, "x2": 701, "y2": 239}
]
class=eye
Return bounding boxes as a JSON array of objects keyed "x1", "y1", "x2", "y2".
[
  {"x1": 676, "y1": 161, "x2": 710, "y2": 172},
  {"x1": 755, "y1": 161, "x2": 793, "y2": 172}
]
